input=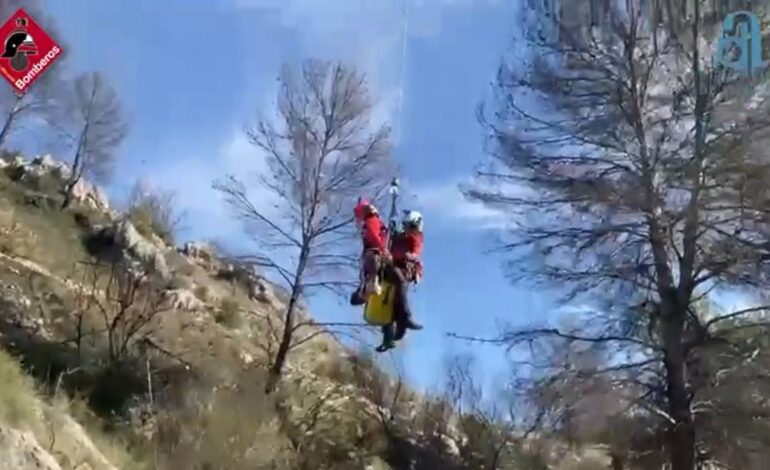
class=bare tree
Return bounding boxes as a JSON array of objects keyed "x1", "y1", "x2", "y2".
[
  {"x1": 350, "y1": 349, "x2": 410, "y2": 443},
  {"x1": 0, "y1": 68, "x2": 64, "y2": 150},
  {"x1": 466, "y1": 2, "x2": 770, "y2": 469},
  {"x1": 76, "y1": 259, "x2": 173, "y2": 367},
  {"x1": 214, "y1": 59, "x2": 395, "y2": 393},
  {"x1": 54, "y1": 71, "x2": 128, "y2": 209},
  {"x1": 443, "y1": 353, "x2": 519, "y2": 470}
]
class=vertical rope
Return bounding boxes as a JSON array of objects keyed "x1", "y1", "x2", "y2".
[{"x1": 395, "y1": 0, "x2": 410, "y2": 139}]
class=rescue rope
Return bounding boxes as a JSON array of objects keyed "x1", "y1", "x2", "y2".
[{"x1": 394, "y1": 0, "x2": 409, "y2": 138}]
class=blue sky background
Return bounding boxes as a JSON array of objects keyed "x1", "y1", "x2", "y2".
[{"x1": 33, "y1": 0, "x2": 562, "y2": 394}]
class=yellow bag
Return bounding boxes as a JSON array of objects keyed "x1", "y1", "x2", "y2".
[{"x1": 363, "y1": 280, "x2": 394, "y2": 326}]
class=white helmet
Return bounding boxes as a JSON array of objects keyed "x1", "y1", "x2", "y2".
[{"x1": 402, "y1": 210, "x2": 423, "y2": 231}]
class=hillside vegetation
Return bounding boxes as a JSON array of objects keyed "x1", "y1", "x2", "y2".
[{"x1": 0, "y1": 152, "x2": 606, "y2": 469}]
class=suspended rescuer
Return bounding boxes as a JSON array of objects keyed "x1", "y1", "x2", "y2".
[
  {"x1": 376, "y1": 209, "x2": 424, "y2": 352},
  {"x1": 350, "y1": 199, "x2": 387, "y2": 306}
]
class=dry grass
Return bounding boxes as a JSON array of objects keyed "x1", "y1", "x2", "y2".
[
  {"x1": 0, "y1": 207, "x2": 39, "y2": 257},
  {"x1": 153, "y1": 372, "x2": 295, "y2": 470},
  {"x1": 0, "y1": 349, "x2": 40, "y2": 428},
  {"x1": 0, "y1": 348, "x2": 147, "y2": 470},
  {"x1": 194, "y1": 284, "x2": 209, "y2": 302},
  {"x1": 46, "y1": 396, "x2": 151, "y2": 470},
  {"x1": 0, "y1": 182, "x2": 91, "y2": 275}
]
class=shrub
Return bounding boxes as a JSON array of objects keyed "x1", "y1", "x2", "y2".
[
  {"x1": 71, "y1": 210, "x2": 92, "y2": 230},
  {"x1": 194, "y1": 285, "x2": 209, "y2": 301},
  {"x1": 125, "y1": 180, "x2": 185, "y2": 245},
  {"x1": 215, "y1": 298, "x2": 242, "y2": 329}
]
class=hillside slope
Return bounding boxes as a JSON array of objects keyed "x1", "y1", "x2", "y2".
[{"x1": 0, "y1": 153, "x2": 611, "y2": 470}]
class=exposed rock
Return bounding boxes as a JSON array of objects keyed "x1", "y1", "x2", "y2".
[
  {"x1": 3, "y1": 154, "x2": 111, "y2": 213},
  {"x1": 439, "y1": 432, "x2": 462, "y2": 458},
  {"x1": 0, "y1": 281, "x2": 32, "y2": 309},
  {"x1": 364, "y1": 456, "x2": 393, "y2": 470},
  {"x1": 0, "y1": 426, "x2": 62, "y2": 470},
  {"x1": 216, "y1": 263, "x2": 248, "y2": 283},
  {"x1": 96, "y1": 219, "x2": 171, "y2": 280},
  {"x1": 247, "y1": 275, "x2": 278, "y2": 306},
  {"x1": 6, "y1": 155, "x2": 68, "y2": 195},
  {"x1": 6, "y1": 155, "x2": 24, "y2": 169},
  {"x1": 212, "y1": 262, "x2": 279, "y2": 306},
  {"x1": 162, "y1": 288, "x2": 204, "y2": 311},
  {"x1": 182, "y1": 241, "x2": 216, "y2": 263},
  {"x1": 31, "y1": 154, "x2": 71, "y2": 181},
  {"x1": 0, "y1": 280, "x2": 56, "y2": 340},
  {"x1": 240, "y1": 351, "x2": 255, "y2": 365},
  {"x1": 70, "y1": 179, "x2": 110, "y2": 212}
]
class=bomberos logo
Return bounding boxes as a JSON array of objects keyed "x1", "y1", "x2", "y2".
[{"x1": 0, "y1": 8, "x2": 63, "y2": 95}]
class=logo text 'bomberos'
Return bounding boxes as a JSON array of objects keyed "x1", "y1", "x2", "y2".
[{"x1": 0, "y1": 8, "x2": 63, "y2": 95}]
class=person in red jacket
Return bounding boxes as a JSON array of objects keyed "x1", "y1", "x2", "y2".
[
  {"x1": 350, "y1": 199, "x2": 387, "y2": 306},
  {"x1": 376, "y1": 209, "x2": 424, "y2": 352}
]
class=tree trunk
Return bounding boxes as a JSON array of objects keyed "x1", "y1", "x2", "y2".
[
  {"x1": 62, "y1": 130, "x2": 87, "y2": 210},
  {"x1": 61, "y1": 157, "x2": 83, "y2": 210},
  {"x1": 265, "y1": 289, "x2": 300, "y2": 394},
  {"x1": 264, "y1": 246, "x2": 309, "y2": 394},
  {"x1": 661, "y1": 301, "x2": 696, "y2": 470},
  {"x1": 61, "y1": 173, "x2": 81, "y2": 209},
  {"x1": 61, "y1": 181, "x2": 75, "y2": 209}
]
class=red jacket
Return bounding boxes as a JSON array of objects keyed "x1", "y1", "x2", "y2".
[
  {"x1": 360, "y1": 214, "x2": 386, "y2": 252},
  {"x1": 390, "y1": 230, "x2": 424, "y2": 278}
]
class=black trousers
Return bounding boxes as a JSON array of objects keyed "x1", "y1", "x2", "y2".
[{"x1": 381, "y1": 263, "x2": 412, "y2": 342}]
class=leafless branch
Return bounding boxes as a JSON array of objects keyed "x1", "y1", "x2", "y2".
[{"x1": 214, "y1": 59, "x2": 396, "y2": 392}]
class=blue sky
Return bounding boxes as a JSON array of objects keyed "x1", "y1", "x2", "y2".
[{"x1": 36, "y1": 0, "x2": 559, "y2": 393}]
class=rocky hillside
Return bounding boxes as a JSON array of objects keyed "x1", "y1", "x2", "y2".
[{"x1": 0, "y1": 152, "x2": 610, "y2": 470}]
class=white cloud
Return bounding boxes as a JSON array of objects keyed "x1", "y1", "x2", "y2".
[
  {"x1": 410, "y1": 178, "x2": 512, "y2": 231},
  {"x1": 146, "y1": 0, "x2": 512, "y2": 239},
  {"x1": 141, "y1": 130, "x2": 275, "y2": 243},
  {"x1": 230, "y1": 0, "x2": 502, "y2": 140}
]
